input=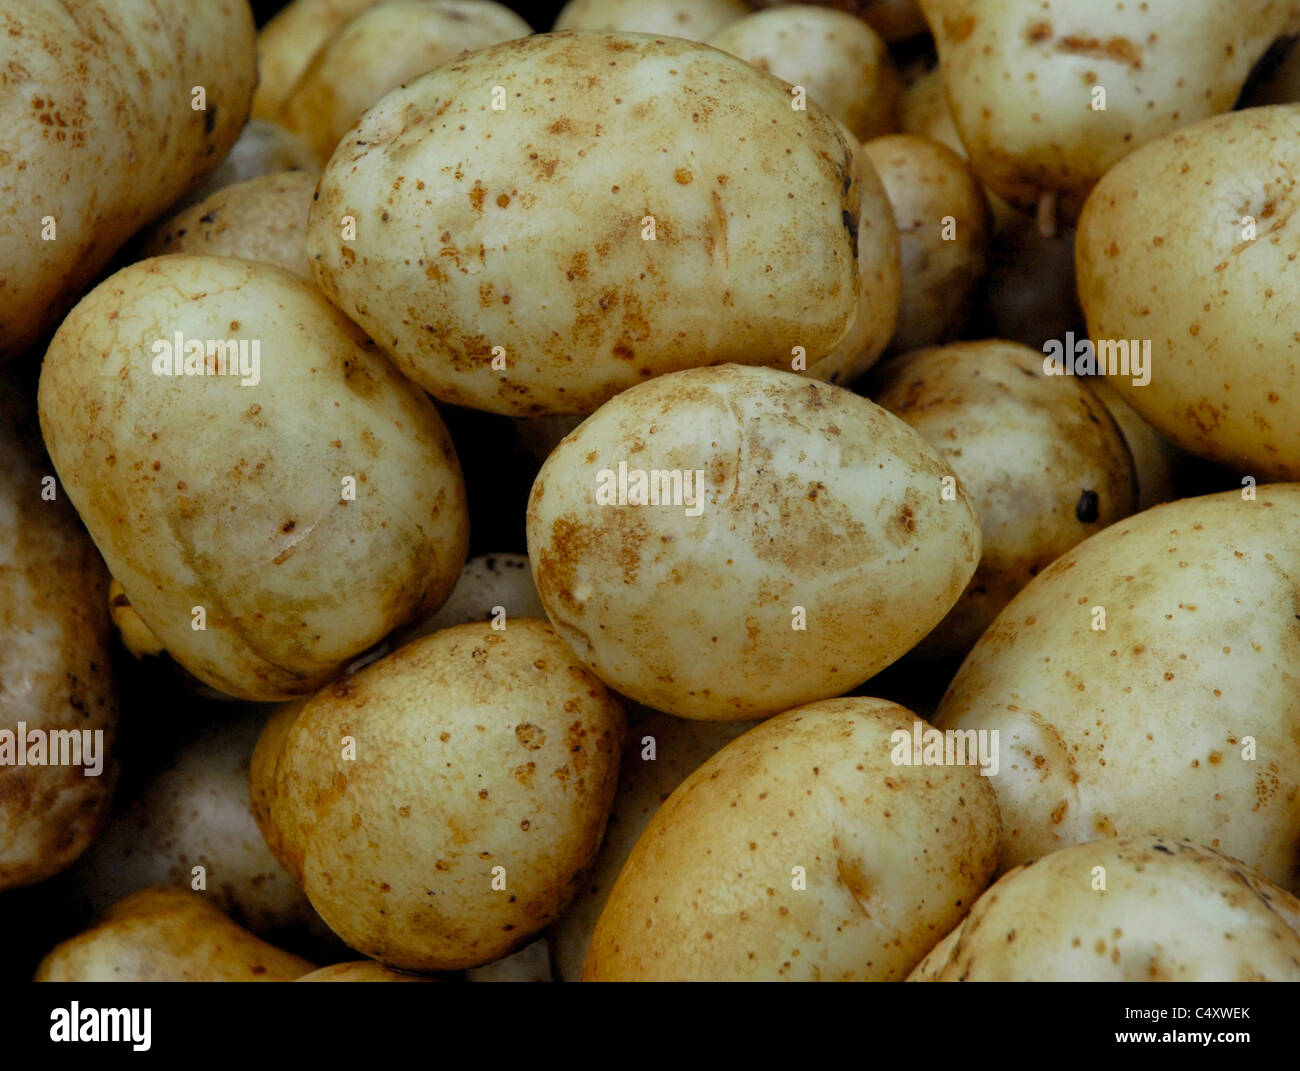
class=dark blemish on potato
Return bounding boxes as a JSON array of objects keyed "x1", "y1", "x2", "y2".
[
  {"x1": 204, "y1": 104, "x2": 216, "y2": 135},
  {"x1": 1075, "y1": 490, "x2": 1100, "y2": 523},
  {"x1": 842, "y1": 210, "x2": 859, "y2": 260}
]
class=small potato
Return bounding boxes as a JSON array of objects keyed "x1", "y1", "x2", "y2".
[
  {"x1": 397, "y1": 553, "x2": 546, "y2": 644},
  {"x1": 526, "y1": 365, "x2": 981, "y2": 719},
  {"x1": 38, "y1": 255, "x2": 469, "y2": 701},
  {"x1": 583, "y1": 697, "x2": 1001, "y2": 981},
  {"x1": 1084, "y1": 377, "x2": 1181, "y2": 512},
  {"x1": 871, "y1": 340, "x2": 1137, "y2": 655},
  {"x1": 749, "y1": 0, "x2": 928, "y2": 43},
  {"x1": 861, "y1": 135, "x2": 990, "y2": 352},
  {"x1": 709, "y1": 7, "x2": 899, "y2": 142},
  {"x1": 465, "y1": 940, "x2": 553, "y2": 982},
  {"x1": 34, "y1": 888, "x2": 315, "y2": 982},
  {"x1": 899, "y1": 61, "x2": 963, "y2": 155},
  {"x1": 140, "y1": 172, "x2": 318, "y2": 281},
  {"x1": 910, "y1": 838, "x2": 1300, "y2": 981},
  {"x1": 280, "y1": 1, "x2": 532, "y2": 163},
  {"x1": 178, "y1": 119, "x2": 319, "y2": 211},
  {"x1": 262, "y1": 619, "x2": 624, "y2": 971},
  {"x1": 934, "y1": 485, "x2": 1300, "y2": 888},
  {"x1": 297, "y1": 961, "x2": 437, "y2": 981},
  {"x1": 552, "y1": 0, "x2": 749, "y2": 40}
]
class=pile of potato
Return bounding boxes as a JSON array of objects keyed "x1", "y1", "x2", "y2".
[{"x1": 3, "y1": 0, "x2": 1300, "y2": 983}]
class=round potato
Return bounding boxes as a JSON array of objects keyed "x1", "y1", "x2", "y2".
[
  {"x1": 871, "y1": 340, "x2": 1137, "y2": 655},
  {"x1": 280, "y1": 0, "x2": 532, "y2": 163},
  {"x1": 861, "y1": 135, "x2": 989, "y2": 352},
  {"x1": 1077, "y1": 105, "x2": 1300, "y2": 479},
  {"x1": 552, "y1": 0, "x2": 749, "y2": 40},
  {"x1": 709, "y1": 7, "x2": 899, "y2": 142},
  {"x1": 910, "y1": 838, "x2": 1300, "y2": 981},
  {"x1": 296, "y1": 961, "x2": 437, "y2": 981},
  {"x1": 178, "y1": 119, "x2": 319, "y2": 211},
  {"x1": 308, "y1": 31, "x2": 898, "y2": 415},
  {"x1": 933, "y1": 485, "x2": 1300, "y2": 889},
  {"x1": 583, "y1": 697, "x2": 1001, "y2": 981},
  {"x1": 34, "y1": 888, "x2": 314, "y2": 982},
  {"x1": 749, "y1": 0, "x2": 927, "y2": 43},
  {"x1": 140, "y1": 172, "x2": 318, "y2": 281},
  {"x1": 262, "y1": 619, "x2": 624, "y2": 971},
  {"x1": 526, "y1": 364, "x2": 981, "y2": 720},
  {"x1": 38, "y1": 255, "x2": 469, "y2": 701}
]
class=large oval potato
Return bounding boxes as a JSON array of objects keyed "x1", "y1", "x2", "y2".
[
  {"x1": 308, "y1": 31, "x2": 898, "y2": 415},
  {"x1": 262, "y1": 619, "x2": 624, "y2": 971},
  {"x1": 934, "y1": 486, "x2": 1300, "y2": 889},
  {"x1": 0, "y1": 0, "x2": 255, "y2": 360},
  {"x1": 1077, "y1": 105, "x2": 1300, "y2": 479},
  {"x1": 38, "y1": 255, "x2": 469, "y2": 701},
  {"x1": 526, "y1": 364, "x2": 981, "y2": 720},
  {"x1": 552, "y1": 0, "x2": 749, "y2": 40},
  {"x1": 0, "y1": 370, "x2": 117, "y2": 890},
  {"x1": 583, "y1": 697, "x2": 1001, "y2": 981},
  {"x1": 910, "y1": 838, "x2": 1300, "y2": 981}
]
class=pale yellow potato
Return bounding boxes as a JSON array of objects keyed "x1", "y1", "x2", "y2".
[
  {"x1": 140, "y1": 172, "x2": 318, "y2": 281},
  {"x1": 0, "y1": 370, "x2": 117, "y2": 890},
  {"x1": 899, "y1": 61, "x2": 963, "y2": 155},
  {"x1": 280, "y1": 0, "x2": 533, "y2": 163},
  {"x1": 583, "y1": 697, "x2": 1001, "y2": 980},
  {"x1": 263, "y1": 619, "x2": 624, "y2": 971},
  {"x1": 1084, "y1": 377, "x2": 1181, "y2": 512},
  {"x1": 526, "y1": 364, "x2": 981, "y2": 720},
  {"x1": 297, "y1": 961, "x2": 437, "y2": 981},
  {"x1": 38, "y1": 255, "x2": 469, "y2": 701},
  {"x1": 553, "y1": 0, "x2": 748, "y2": 40},
  {"x1": 1077, "y1": 105, "x2": 1300, "y2": 479},
  {"x1": 749, "y1": 0, "x2": 927, "y2": 43},
  {"x1": 910, "y1": 838, "x2": 1300, "y2": 981},
  {"x1": 933, "y1": 486, "x2": 1300, "y2": 889},
  {"x1": 872, "y1": 341, "x2": 1137, "y2": 656},
  {"x1": 918, "y1": 0, "x2": 1299, "y2": 220},
  {"x1": 249, "y1": 701, "x2": 306, "y2": 869},
  {"x1": 861, "y1": 135, "x2": 989, "y2": 352},
  {"x1": 0, "y1": 0, "x2": 255, "y2": 361},
  {"x1": 308, "y1": 31, "x2": 897, "y2": 415},
  {"x1": 551, "y1": 712, "x2": 756, "y2": 980},
  {"x1": 34, "y1": 888, "x2": 315, "y2": 982},
  {"x1": 178, "y1": 119, "x2": 320, "y2": 211},
  {"x1": 708, "y1": 7, "x2": 899, "y2": 142}
]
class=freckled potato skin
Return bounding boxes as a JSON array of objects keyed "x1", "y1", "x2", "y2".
[
  {"x1": 552, "y1": 0, "x2": 749, "y2": 41},
  {"x1": 749, "y1": 0, "x2": 928, "y2": 43},
  {"x1": 1077, "y1": 106, "x2": 1300, "y2": 479},
  {"x1": 526, "y1": 364, "x2": 981, "y2": 720},
  {"x1": 265, "y1": 619, "x2": 625, "y2": 971},
  {"x1": 37, "y1": 255, "x2": 469, "y2": 702},
  {"x1": 0, "y1": 373, "x2": 117, "y2": 890},
  {"x1": 296, "y1": 960, "x2": 437, "y2": 981},
  {"x1": 933, "y1": 486, "x2": 1300, "y2": 889},
  {"x1": 309, "y1": 31, "x2": 893, "y2": 416},
  {"x1": 909, "y1": 838, "x2": 1300, "y2": 981},
  {"x1": 34, "y1": 888, "x2": 315, "y2": 982},
  {"x1": 280, "y1": 1, "x2": 532, "y2": 164},
  {"x1": 871, "y1": 340, "x2": 1137, "y2": 656},
  {"x1": 918, "y1": 0, "x2": 1300, "y2": 218},
  {"x1": 140, "y1": 172, "x2": 319, "y2": 281},
  {"x1": 583, "y1": 698, "x2": 1001, "y2": 981},
  {"x1": 0, "y1": 0, "x2": 255, "y2": 361}
]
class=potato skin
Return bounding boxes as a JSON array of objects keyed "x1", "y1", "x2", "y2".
[
  {"x1": 309, "y1": 31, "x2": 892, "y2": 415},
  {"x1": 583, "y1": 698, "x2": 1001, "y2": 981},
  {"x1": 934, "y1": 486, "x2": 1300, "y2": 889},
  {"x1": 1077, "y1": 105, "x2": 1300, "y2": 479},
  {"x1": 265, "y1": 619, "x2": 625, "y2": 971},
  {"x1": 34, "y1": 888, "x2": 315, "y2": 982},
  {"x1": 38, "y1": 255, "x2": 469, "y2": 701},
  {"x1": 552, "y1": 0, "x2": 749, "y2": 40},
  {"x1": 0, "y1": 0, "x2": 255, "y2": 360},
  {"x1": 527, "y1": 364, "x2": 981, "y2": 719},
  {"x1": 910, "y1": 838, "x2": 1300, "y2": 981}
]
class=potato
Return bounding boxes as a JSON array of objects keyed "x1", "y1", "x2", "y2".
[
  {"x1": 749, "y1": 0, "x2": 927, "y2": 43},
  {"x1": 1076, "y1": 105, "x2": 1300, "y2": 479},
  {"x1": 526, "y1": 364, "x2": 981, "y2": 720},
  {"x1": 396, "y1": 553, "x2": 546, "y2": 644},
  {"x1": 0, "y1": 370, "x2": 117, "y2": 890},
  {"x1": 178, "y1": 119, "x2": 319, "y2": 211},
  {"x1": 1084, "y1": 377, "x2": 1180, "y2": 512},
  {"x1": 708, "y1": 7, "x2": 899, "y2": 142},
  {"x1": 140, "y1": 172, "x2": 318, "y2": 281},
  {"x1": 297, "y1": 961, "x2": 437, "y2": 981},
  {"x1": 34, "y1": 888, "x2": 315, "y2": 982},
  {"x1": 38, "y1": 255, "x2": 469, "y2": 701},
  {"x1": 861, "y1": 135, "x2": 989, "y2": 352},
  {"x1": 552, "y1": 711, "x2": 756, "y2": 980},
  {"x1": 552, "y1": 0, "x2": 749, "y2": 40},
  {"x1": 280, "y1": 0, "x2": 533, "y2": 163},
  {"x1": 583, "y1": 697, "x2": 1001, "y2": 980},
  {"x1": 870, "y1": 340, "x2": 1137, "y2": 656},
  {"x1": 308, "y1": 31, "x2": 898, "y2": 415},
  {"x1": 0, "y1": 0, "x2": 255, "y2": 361},
  {"x1": 899, "y1": 61, "x2": 963, "y2": 156},
  {"x1": 910, "y1": 838, "x2": 1300, "y2": 981},
  {"x1": 933, "y1": 485, "x2": 1300, "y2": 889},
  {"x1": 260, "y1": 619, "x2": 624, "y2": 970}
]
